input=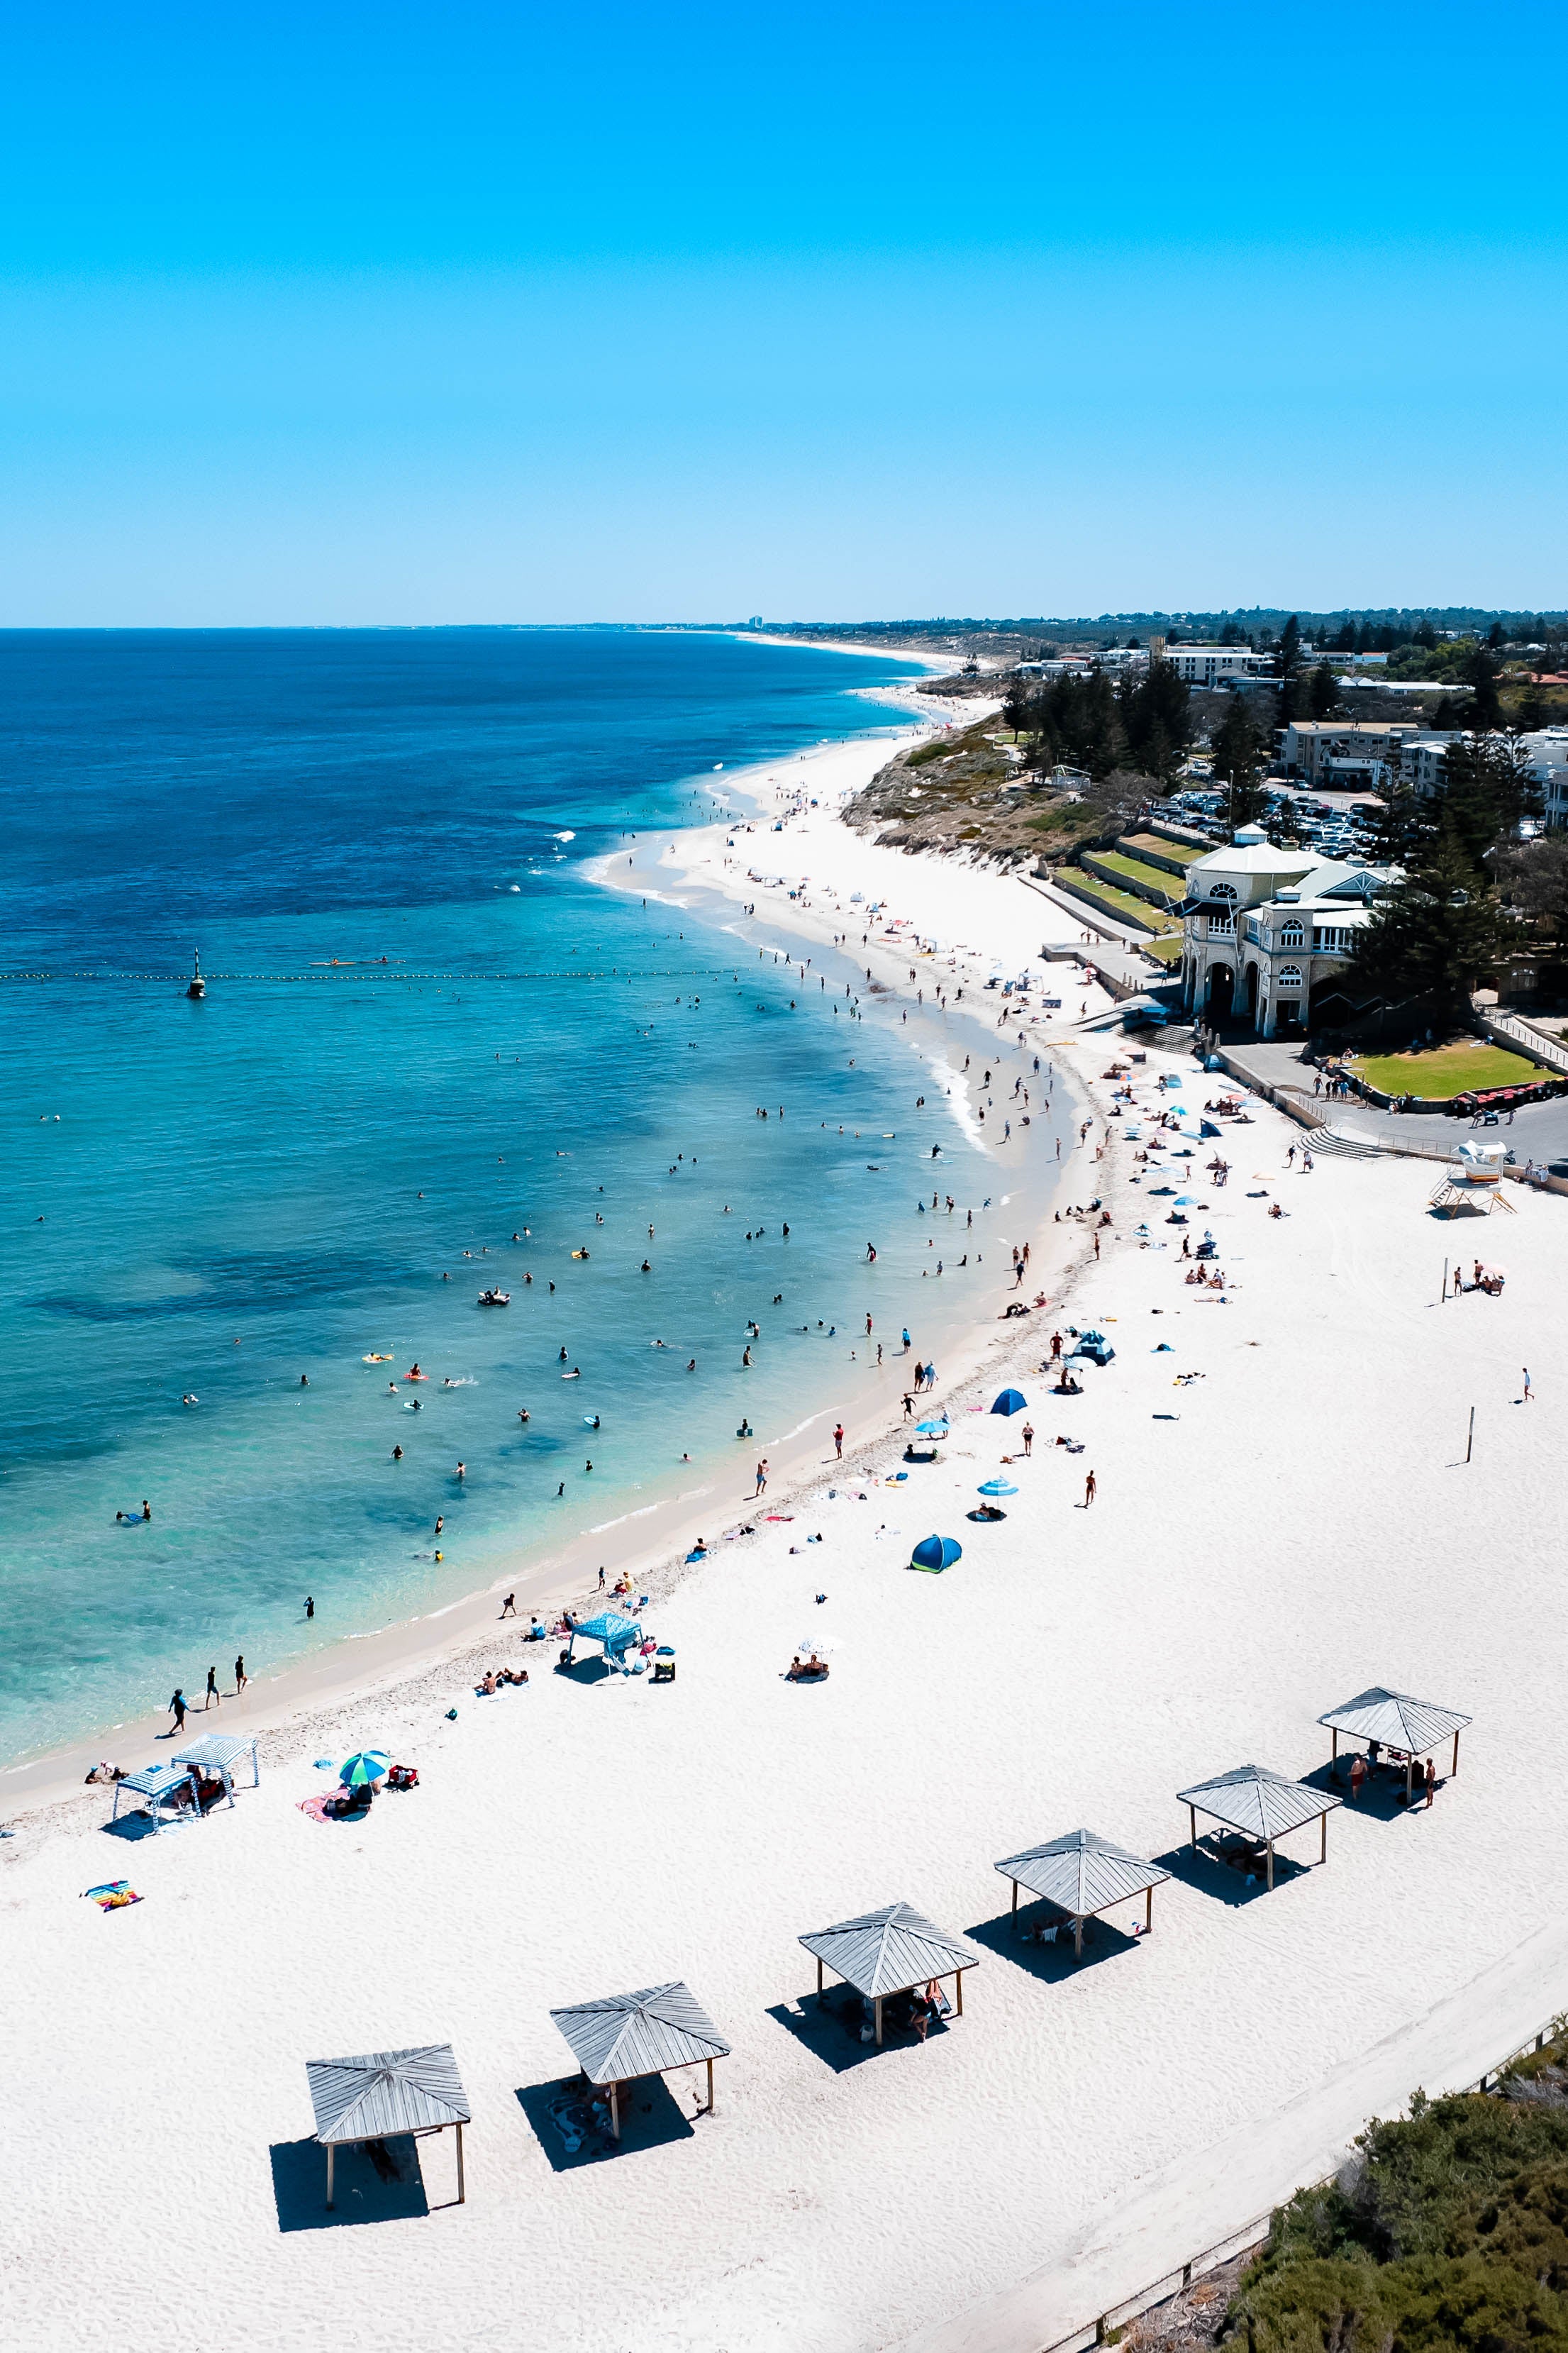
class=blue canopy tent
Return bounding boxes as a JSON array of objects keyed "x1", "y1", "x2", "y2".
[
  {"x1": 991, "y1": 1388, "x2": 1028, "y2": 1416},
  {"x1": 910, "y1": 1535, "x2": 962, "y2": 1573},
  {"x1": 569, "y1": 1610, "x2": 644, "y2": 1673}
]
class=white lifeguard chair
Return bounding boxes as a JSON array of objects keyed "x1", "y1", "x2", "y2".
[{"x1": 1430, "y1": 1139, "x2": 1516, "y2": 1216}]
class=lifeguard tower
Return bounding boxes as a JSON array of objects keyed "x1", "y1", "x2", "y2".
[{"x1": 1430, "y1": 1139, "x2": 1516, "y2": 1216}]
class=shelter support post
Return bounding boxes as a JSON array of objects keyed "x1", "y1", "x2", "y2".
[
  {"x1": 1453, "y1": 1732, "x2": 1461, "y2": 1774},
  {"x1": 1074, "y1": 1917, "x2": 1083, "y2": 1961},
  {"x1": 1406, "y1": 1754, "x2": 1413, "y2": 1806},
  {"x1": 1331, "y1": 1727, "x2": 1339, "y2": 1773},
  {"x1": 1321, "y1": 1811, "x2": 1328, "y2": 1863},
  {"x1": 706, "y1": 2057, "x2": 714, "y2": 2115},
  {"x1": 326, "y1": 2142, "x2": 335, "y2": 2210},
  {"x1": 1011, "y1": 1879, "x2": 1018, "y2": 1925},
  {"x1": 610, "y1": 2081, "x2": 621, "y2": 2142},
  {"x1": 1188, "y1": 1803, "x2": 1197, "y2": 1855},
  {"x1": 816, "y1": 1957, "x2": 824, "y2": 1998},
  {"x1": 1266, "y1": 1840, "x2": 1274, "y2": 1892},
  {"x1": 874, "y1": 1997, "x2": 883, "y2": 2048},
  {"x1": 455, "y1": 2121, "x2": 465, "y2": 2204},
  {"x1": 1145, "y1": 1887, "x2": 1153, "y2": 1932},
  {"x1": 955, "y1": 1968, "x2": 964, "y2": 2017}
]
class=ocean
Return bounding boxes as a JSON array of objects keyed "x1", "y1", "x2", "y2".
[{"x1": 1, "y1": 627, "x2": 1001, "y2": 1767}]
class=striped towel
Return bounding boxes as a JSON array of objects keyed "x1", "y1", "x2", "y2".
[{"x1": 84, "y1": 1881, "x2": 142, "y2": 1910}]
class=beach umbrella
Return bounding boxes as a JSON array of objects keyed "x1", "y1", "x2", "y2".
[
  {"x1": 1174, "y1": 1195, "x2": 1196, "y2": 1205},
  {"x1": 338, "y1": 1750, "x2": 390, "y2": 1788},
  {"x1": 909, "y1": 1535, "x2": 962, "y2": 1573},
  {"x1": 796, "y1": 1632, "x2": 837, "y2": 1655},
  {"x1": 914, "y1": 1417, "x2": 950, "y2": 1438},
  {"x1": 991, "y1": 1388, "x2": 1028, "y2": 1415},
  {"x1": 977, "y1": 1478, "x2": 1018, "y2": 1497}
]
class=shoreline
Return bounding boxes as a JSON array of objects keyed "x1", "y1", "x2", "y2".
[{"x1": 2, "y1": 697, "x2": 1101, "y2": 1819}]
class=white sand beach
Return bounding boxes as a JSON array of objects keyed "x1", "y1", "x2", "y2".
[{"x1": 5, "y1": 740, "x2": 1567, "y2": 2353}]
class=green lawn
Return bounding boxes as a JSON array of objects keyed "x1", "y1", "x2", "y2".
[
  {"x1": 1060, "y1": 872, "x2": 1182, "y2": 935},
  {"x1": 1142, "y1": 934, "x2": 1185, "y2": 965},
  {"x1": 1121, "y1": 832, "x2": 1201, "y2": 866},
  {"x1": 1349, "y1": 1041, "x2": 1548, "y2": 1097},
  {"x1": 1086, "y1": 848, "x2": 1181, "y2": 902}
]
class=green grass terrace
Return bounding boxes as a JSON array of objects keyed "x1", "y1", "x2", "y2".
[{"x1": 1347, "y1": 1041, "x2": 1550, "y2": 1097}]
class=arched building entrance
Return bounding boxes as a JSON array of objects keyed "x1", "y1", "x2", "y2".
[{"x1": 1205, "y1": 963, "x2": 1234, "y2": 1016}]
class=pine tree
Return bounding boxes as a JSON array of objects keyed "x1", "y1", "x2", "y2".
[
  {"x1": 1276, "y1": 616, "x2": 1302, "y2": 726},
  {"x1": 1462, "y1": 643, "x2": 1503, "y2": 731},
  {"x1": 1211, "y1": 699, "x2": 1266, "y2": 832},
  {"x1": 1306, "y1": 660, "x2": 1338, "y2": 719},
  {"x1": 1347, "y1": 826, "x2": 1516, "y2": 1024},
  {"x1": 1436, "y1": 734, "x2": 1542, "y2": 865}
]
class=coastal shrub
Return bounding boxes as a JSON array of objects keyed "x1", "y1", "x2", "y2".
[{"x1": 1225, "y1": 2091, "x2": 1568, "y2": 2353}]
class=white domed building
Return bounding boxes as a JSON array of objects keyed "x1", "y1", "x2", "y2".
[{"x1": 1177, "y1": 825, "x2": 1394, "y2": 1038}]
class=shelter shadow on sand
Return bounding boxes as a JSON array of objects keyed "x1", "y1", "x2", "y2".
[
  {"x1": 1300, "y1": 1759, "x2": 1439, "y2": 1822},
  {"x1": 962, "y1": 1903, "x2": 1139, "y2": 1980},
  {"x1": 766, "y1": 1993, "x2": 939, "y2": 2074},
  {"x1": 552, "y1": 1654, "x2": 617, "y2": 1686},
  {"x1": 515, "y1": 2075, "x2": 696, "y2": 2170},
  {"x1": 269, "y1": 2135, "x2": 430, "y2": 2230},
  {"x1": 1152, "y1": 1841, "x2": 1308, "y2": 1906}
]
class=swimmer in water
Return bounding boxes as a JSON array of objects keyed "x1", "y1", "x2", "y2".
[
  {"x1": 392, "y1": 1444, "x2": 404, "y2": 1459},
  {"x1": 518, "y1": 1407, "x2": 530, "y2": 1422},
  {"x1": 686, "y1": 1358, "x2": 696, "y2": 1372}
]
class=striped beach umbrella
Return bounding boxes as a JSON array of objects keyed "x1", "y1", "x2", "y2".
[{"x1": 338, "y1": 1750, "x2": 391, "y2": 1788}]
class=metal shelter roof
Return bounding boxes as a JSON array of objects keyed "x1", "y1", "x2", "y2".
[
  {"x1": 799, "y1": 1902, "x2": 977, "y2": 1998},
  {"x1": 1317, "y1": 1688, "x2": 1472, "y2": 1754},
  {"x1": 1177, "y1": 1765, "x2": 1341, "y2": 1842},
  {"x1": 995, "y1": 1829, "x2": 1171, "y2": 1917},
  {"x1": 305, "y1": 2047, "x2": 469, "y2": 2144},
  {"x1": 549, "y1": 1983, "x2": 730, "y2": 2084},
  {"x1": 172, "y1": 1733, "x2": 260, "y2": 1779}
]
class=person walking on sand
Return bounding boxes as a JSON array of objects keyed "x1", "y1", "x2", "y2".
[
  {"x1": 1084, "y1": 1470, "x2": 1096, "y2": 1507},
  {"x1": 833, "y1": 1423, "x2": 844, "y2": 1458},
  {"x1": 1021, "y1": 1422, "x2": 1034, "y2": 1456},
  {"x1": 1425, "y1": 1756, "x2": 1437, "y2": 1807},
  {"x1": 1523, "y1": 1366, "x2": 1533, "y2": 1402},
  {"x1": 755, "y1": 1459, "x2": 768, "y2": 1496},
  {"x1": 205, "y1": 1666, "x2": 220, "y2": 1710},
  {"x1": 169, "y1": 1688, "x2": 188, "y2": 1734},
  {"x1": 500, "y1": 1593, "x2": 516, "y2": 1617},
  {"x1": 1093, "y1": 1231, "x2": 1101, "y2": 1261},
  {"x1": 598, "y1": 1566, "x2": 606, "y2": 1590},
  {"x1": 1348, "y1": 1753, "x2": 1367, "y2": 1803},
  {"x1": 234, "y1": 1655, "x2": 248, "y2": 1695}
]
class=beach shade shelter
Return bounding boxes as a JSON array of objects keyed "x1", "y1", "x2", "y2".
[
  {"x1": 305, "y1": 2045, "x2": 469, "y2": 2209},
  {"x1": 1318, "y1": 1687, "x2": 1472, "y2": 1803},
  {"x1": 910, "y1": 1534, "x2": 962, "y2": 1573},
  {"x1": 172, "y1": 1732, "x2": 260, "y2": 1803},
  {"x1": 1177, "y1": 1765, "x2": 1342, "y2": 1890},
  {"x1": 569, "y1": 1610, "x2": 643, "y2": 1669},
  {"x1": 549, "y1": 1983, "x2": 730, "y2": 2140},
  {"x1": 994, "y1": 1829, "x2": 1172, "y2": 1957},
  {"x1": 991, "y1": 1388, "x2": 1028, "y2": 1416},
  {"x1": 110, "y1": 1762, "x2": 200, "y2": 1835},
  {"x1": 798, "y1": 1901, "x2": 979, "y2": 2046}
]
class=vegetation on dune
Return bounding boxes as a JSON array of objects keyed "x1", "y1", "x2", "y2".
[
  {"x1": 1223, "y1": 2076, "x2": 1568, "y2": 2353},
  {"x1": 843, "y1": 719, "x2": 1155, "y2": 865}
]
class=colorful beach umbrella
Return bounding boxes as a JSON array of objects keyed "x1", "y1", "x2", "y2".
[
  {"x1": 991, "y1": 1388, "x2": 1028, "y2": 1415},
  {"x1": 977, "y1": 1478, "x2": 1018, "y2": 1497},
  {"x1": 910, "y1": 1534, "x2": 962, "y2": 1573},
  {"x1": 338, "y1": 1750, "x2": 390, "y2": 1788}
]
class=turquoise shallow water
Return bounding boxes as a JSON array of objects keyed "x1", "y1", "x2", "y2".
[{"x1": 1, "y1": 628, "x2": 1007, "y2": 1766}]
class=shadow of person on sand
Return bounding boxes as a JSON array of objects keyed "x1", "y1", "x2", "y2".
[{"x1": 515, "y1": 2076, "x2": 696, "y2": 2170}]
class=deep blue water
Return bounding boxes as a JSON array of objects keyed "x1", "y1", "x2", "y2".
[{"x1": 1, "y1": 629, "x2": 995, "y2": 1766}]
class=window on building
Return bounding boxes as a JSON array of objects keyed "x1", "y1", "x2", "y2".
[
  {"x1": 1278, "y1": 920, "x2": 1305, "y2": 948},
  {"x1": 1277, "y1": 963, "x2": 1303, "y2": 990},
  {"x1": 1208, "y1": 882, "x2": 1237, "y2": 901}
]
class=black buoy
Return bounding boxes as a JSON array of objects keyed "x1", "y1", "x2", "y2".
[{"x1": 186, "y1": 950, "x2": 206, "y2": 1000}]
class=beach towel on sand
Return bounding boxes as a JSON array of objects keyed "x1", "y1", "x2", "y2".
[{"x1": 84, "y1": 1881, "x2": 142, "y2": 1910}]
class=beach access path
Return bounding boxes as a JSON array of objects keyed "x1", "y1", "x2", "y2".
[{"x1": 5, "y1": 917, "x2": 1567, "y2": 2353}]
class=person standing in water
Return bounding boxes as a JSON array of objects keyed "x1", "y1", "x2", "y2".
[
  {"x1": 234, "y1": 1655, "x2": 248, "y2": 1695},
  {"x1": 204, "y1": 1666, "x2": 220, "y2": 1709},
  {"x1": 168, "y1": 1688, "x2": 188, "y2": 1733},
  {"x1": 304, "y1": 1595, "x2": 315, "y2": 1620}
]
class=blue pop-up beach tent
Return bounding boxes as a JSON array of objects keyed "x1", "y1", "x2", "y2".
[
  {"x1": 910, "y1": 1534, "x2": 962, "y2": 1573},
  {"x1": 991, "y1": 1388, "x2": 1028, "y2": 1416},
  {"x1": 569, "y1": 1610, "x2": 643, "y2": 1666}
]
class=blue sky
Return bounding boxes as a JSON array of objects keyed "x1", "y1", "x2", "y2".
[{"x1": 1, "y1": 1, "x2": 1563, "y2": 624}]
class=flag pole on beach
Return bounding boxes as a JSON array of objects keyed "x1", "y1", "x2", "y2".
[
  {"x1": 1441, "y1": 1258, "x2": 1448, "y2": 1302},
  {"x1": 1466, "y1": 1406, "x2": 1475, "y2": 1463}
]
